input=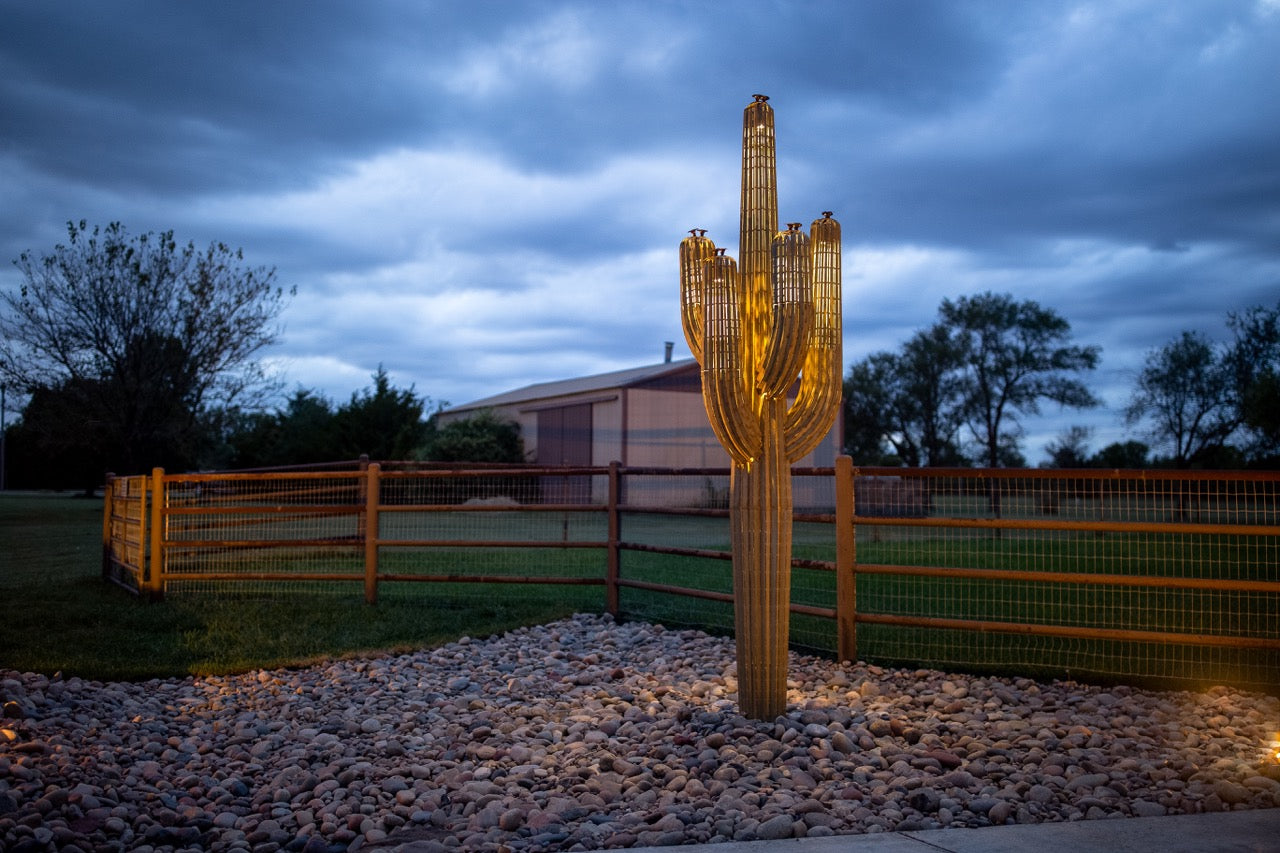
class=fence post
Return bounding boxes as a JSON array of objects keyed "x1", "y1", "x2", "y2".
[
  {"x1": 606, "y1": 461, "x2": 620, "y2": 617},
  {"x1": 356, "y1": 454, "x2": 370, "y2": 542},
  {"x1": 834, "y1": 455, "x2": 857, "y2": 663},
  {"x1": 364, "y1": 462, "x2": 381, "y2": 604},
  {"x1": 148, "y1": 467, "x2": 165, "y2": 599},
  {"x1": 102, "y1": 473, "x2": 115, "y2": 581}
]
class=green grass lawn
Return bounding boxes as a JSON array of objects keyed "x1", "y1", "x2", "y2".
[
  {"x1": 1, "y1": 493, "x2": 597, "y2": 681},
  {"x1": 613, "y1": 510, "x2": 1279, "y2": 692},
  {"x1": 5, "y1": 490, "x2": 1275, "y2": 692}
]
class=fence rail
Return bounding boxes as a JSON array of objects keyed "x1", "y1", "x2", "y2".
[{"x1": 102, "y1": 459, "x2": 1280, "y2": 692}]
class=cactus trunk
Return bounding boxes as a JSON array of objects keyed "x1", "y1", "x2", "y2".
[{"x1": 730, "y1": 397, "x2": 792, "y2": 720}]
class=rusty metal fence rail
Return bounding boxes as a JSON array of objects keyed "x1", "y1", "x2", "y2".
[
  {"x1": 840, "y1": 459, "x2": 1280, "y2": 692},
  {"x1": 102, "y1": 459, "x2": 1280, "y2": 692}
]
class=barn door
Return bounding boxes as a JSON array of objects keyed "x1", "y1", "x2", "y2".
[{"x1": 537, "y1": 404, "x2": 592, "y2": 503}]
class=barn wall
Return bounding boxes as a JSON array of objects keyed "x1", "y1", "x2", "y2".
[
  {"x1": 625, "y1": 388, "x2": 729, "y2": 468},
  {"x1": 590, "y1": 397, "x2": 623, "y2": 465},
  {"x1": 433, "y1": 362, "x2": 840, "y2": 510}
]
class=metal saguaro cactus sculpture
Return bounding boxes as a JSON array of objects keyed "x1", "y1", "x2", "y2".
[{"x1": 680, "y1": 95, "x2": 842, "y2": 719}]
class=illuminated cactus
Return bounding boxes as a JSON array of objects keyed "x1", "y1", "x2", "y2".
[{"x1": 680, "y1": 95, "x2": 842, "y2": 719}]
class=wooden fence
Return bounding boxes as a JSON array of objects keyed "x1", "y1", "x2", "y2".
[{"x1": 102, "y1": 458, "x2": 1280, "y2": 692}]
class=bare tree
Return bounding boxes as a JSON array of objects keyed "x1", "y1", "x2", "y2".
[{"x1": 0, "y1": 221, "x2": 292, "y2": 476}]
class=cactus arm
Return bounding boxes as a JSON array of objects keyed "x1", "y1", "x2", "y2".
[
  {"x1": 679, "y1": 229, "x2": 714, "y2": 364},
  {"x1": 785, "y1": 213, "x2": 842, "y2": 461},
  {"x1": 740, "y1": 95, "x2": 779, "y2": 390},
  {"x1": 759, "y1": 224, "x2": 815, "y2": 399},
  {"x1": 784, "y1": 347, "x2": 840, "y2": 462},
  {"x1": 702, "y1": 251, "x2": 762, "y2": 465}
]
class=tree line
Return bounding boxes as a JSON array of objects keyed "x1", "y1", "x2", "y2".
[
  {"x1": 1, "y1": 222, "x2": 1276, "y2": 489},
  {"x1": 844, "y1": 291, "x2": 1278, "y2": 470},
  {"x1": 0, "y1": 222, "x2": 522, "y2": 490}
]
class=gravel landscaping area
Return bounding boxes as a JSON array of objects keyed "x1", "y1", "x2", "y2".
[{"x1": 2, "y1": 613, "x2": 1278, "y2": 852}]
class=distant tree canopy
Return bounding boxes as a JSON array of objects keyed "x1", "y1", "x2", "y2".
[
  {"x1": 1126, "y1": 301, "x2": 1279, "y2": 468},
  {"x1": 423, "y1": 409, "x2": 524, "y2": 464},
  {"x1": 1041, "y1": 427, "x2": 1151, "y2": 470},
  {"x1": 943, "y1": 292, "x2": 1100, "y2": 468},
  {"x1": 333, "y1": 367, "x2": 430, "y2": 461},
  {"x1": 1043, "y1": 425, "x2": 1094, "y2": 469},
  {"x1": 1225, "y1": 302, "x2": 1280, "y2": 464},
  {"x1": 221, "y1": 367, "x2": 432, "y2": 469},
  {"x1": 1089, "y1": 440, "x2": 1151, "y2": 470},
  {"x1": 843, "y1": 292, "x2": 1100, "y2": 467},
  {"x1": 843, "y1": 328, "x2": 967, "y2": 467},
  {"x1": 219, "y1": 390, "x2": 341, "y2": 470},
  {"x1": 0, "y1": 221, "x2": 291, "y2": 484}
]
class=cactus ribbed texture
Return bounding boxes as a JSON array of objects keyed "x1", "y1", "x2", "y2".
[{"x1": 679, "y1": 95, "x2": 842, "y2": 719}]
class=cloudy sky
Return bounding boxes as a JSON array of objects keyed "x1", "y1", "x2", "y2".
[{"x1": 2, "y1": 0, "x2": 1278, "y2": 463}]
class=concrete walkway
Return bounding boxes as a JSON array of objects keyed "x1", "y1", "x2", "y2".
[{"x1": 627, "y1": 811, "x2": 1280, "y2": 853}]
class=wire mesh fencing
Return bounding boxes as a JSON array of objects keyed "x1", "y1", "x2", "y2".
[
  {"x1": 102, "y1": 473, "x2": 150, "y2": 593},
  {"x1": 611, "y1": 466, "x2": 839, "y2": 656},
  {"x1": 103, "y1": 460, "x2": 1279, "y2": 692},
  {"x1": 848, "y1": 465, "x2": 1280, "y2": 692},
  {"x1": 148, "y1": 464, "x2": 607, "y2": 614}
]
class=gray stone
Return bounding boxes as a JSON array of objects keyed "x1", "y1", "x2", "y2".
[
  {"x1": 0, "y1": 613, "x2": 1277, "y2": 852},
  {"x1": 756, "y1": 814, "x2": 796, "y2": 840},
  {"x1": 907, "y1": 787, "x2": 941, "y2": 813},
  {"x1": 1131, "y1": 800, "x2": 1167, "y2": 817}
]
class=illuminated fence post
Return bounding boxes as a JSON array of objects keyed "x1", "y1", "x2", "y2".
[
  {"x1": 148, "y1": 467, "x2": 165, "y2": 599},
  {"x1": 835, "y1": 455, "x2": 857, "y2": 663},
  {"x1": 679, "y1": 95, "x2": 843, "y2": 719}
]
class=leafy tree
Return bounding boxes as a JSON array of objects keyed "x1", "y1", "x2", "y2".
[
  {"x1": 1043, "y1": 425, "x2": 1093, "y2": 468},
  {"x1": 843, "y1": 328, "x2": 968, "y2": 466},
  {"x1": 1089, "y1": 440, "x2": 1149, "y2": 469},
  {"x1": 3, "y1": 387, "x2": 102, "y2": 488},
  {"x1": 1225, "y1": 302, "x2": 1280, "y2": 463},
  {"x1": 425, "y1": 409, "x2": 524, "y2": 463},
  {"x1": 845, "y1": 293, "x2": 1097, "y2": 469},
  {"x1": 333, "y1": 366, "x2": 430, "y2": 460},
  {"x1": 277, "y1": 390, "x2": 342, "y2": 464},
  {"x1": 992, "y1": 433, "x2": 1027, "y2": 468},
  {"x1": 897, "y1": 325, "x2": 969, "y2": 466},
  {"x1": 1126, "y1": 302, "x2": 1279, "y2": 469},
  {"x1": 220, "y1": 389, "x2": 339, "y2": 469},
  {"x1": 1125, "y1": 331, "x2": 1238, "y2": 468},
  {"x1": 941, "y1": 292, "x2": 1100, "y2": 468},
  {"x1": 842, "y1": 353, "x2": 900, "y2": 464},
  {"x1": 216, "y1": 371, "x2": 431, "y2": 469},
  {"x1": 0, "y1": 221, "x2": 291, "y2": 479}
]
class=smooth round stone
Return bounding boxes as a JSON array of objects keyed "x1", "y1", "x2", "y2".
[{"x1": 1, "y1": 613, "x2": 1275, "y2": 852}]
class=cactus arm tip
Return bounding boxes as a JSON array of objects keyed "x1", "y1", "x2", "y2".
[
  {"x1": 680, "y1": 228, "x2": 715, "y2": 364},
  {"x1": 784, "y1": 212, "x2": 842, "y2": 462}
]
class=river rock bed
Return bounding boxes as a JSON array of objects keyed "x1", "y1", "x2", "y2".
[{"x1": 2, "y1": 613, "x2": 1278, "y2": 853}]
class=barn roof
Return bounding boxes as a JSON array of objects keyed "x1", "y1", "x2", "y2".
[{"x1": 443, "y1": 358, "x2": 699, "y2": 415}]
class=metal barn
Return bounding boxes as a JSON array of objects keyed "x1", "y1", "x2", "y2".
[{"x1": 435, "y1": 356, "x2": 840, "y2": 508}]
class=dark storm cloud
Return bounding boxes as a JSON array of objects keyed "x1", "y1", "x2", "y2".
[
  {"x1": 2, "y1": 2, "x2": 438, "y2": 193},
  {"x1": 1, "y1": 0, "x2": 1277, "y2": 462},
  {"x1": 835, "y1": 1, "x2": 1280, "y2": 257}
]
